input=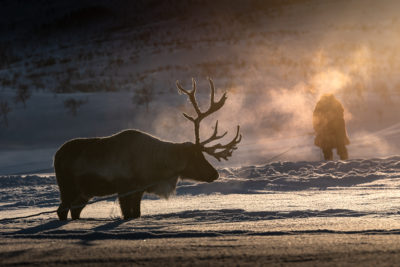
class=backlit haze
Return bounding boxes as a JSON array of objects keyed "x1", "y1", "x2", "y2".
[{"x1": 0, "y1": 0, "x2": 399, "y2": 171}]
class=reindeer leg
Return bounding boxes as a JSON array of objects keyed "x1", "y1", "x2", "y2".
[
  {"x1": 70, "y1": 195, "x2": 89, "y2": 220},
  {"x1": 130, "y1": 191, "x2": 144, "y2": 219},
  {"x1": 118, "y1": 194, "x2": 134, "y2": 219},
  {"x1": 56, "y1": 173, "x2": 77, "y2": 220},
  {"x1": 118, "y1": 191, "x2": 144, "y2": 219},
  {"x1": 57, "y1": 202, "x2": 70, "y2": 220}
]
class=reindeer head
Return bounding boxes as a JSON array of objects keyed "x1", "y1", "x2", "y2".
[{"x1": 176, "y1": 78, "x2": 242, "y2": 163}]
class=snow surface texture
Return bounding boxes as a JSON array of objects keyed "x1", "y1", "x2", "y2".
[{"x1": 1, "y1": 157, "x2": 400, "y2": 241}]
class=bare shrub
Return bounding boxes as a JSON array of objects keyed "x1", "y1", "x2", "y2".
[
  {"x1": 132, "y1": 81, "x2": 154, "y2": 112},
  {"x1": 0, "y1": 43, "x2": 21, "y2": 68},
  {"x1": 0, "y1": 100, "x2": 11, "y2": 127},
  {"x1": 14, "y1": 84, "x2": 31, "y2": 108},
  {"x1": 34, "y1": 57, "x2": 56, "y2": 68},
  {"x1": 63, "y1": 97, "x2": 88, "y2": 116}
]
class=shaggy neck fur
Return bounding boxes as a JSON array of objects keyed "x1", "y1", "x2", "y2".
[{"x1": 143, "y1": 142, "x2": 189, "y2": 199}]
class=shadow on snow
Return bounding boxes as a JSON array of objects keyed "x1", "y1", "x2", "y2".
[{"x1": 3, "y1": 208, "x2": 400, "y2": 242}]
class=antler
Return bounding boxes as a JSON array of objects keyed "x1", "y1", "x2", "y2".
[
  {"x1": 176, "y1": 78, "x2": 242, "y2": 161},
  {"x1": 202, "y1": 125, "x2": 241, "y2": 161}
]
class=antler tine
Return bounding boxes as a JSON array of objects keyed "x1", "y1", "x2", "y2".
[
  {"x1": 178, "y1": 79, "x2": 201, "y2": 115},
  {"x1": 176, "y1": 79, "x2": 201, "y2": 122},
  {"x1": 191, "y1": 78, "x2": 197, "y2": 94},
  {"x1": 202, "y1": 125, "x2": 242, "y2": 161},
  {"x1": 176, "y1": 78, "x2": 205, "y2": 144},
  {"x1": 208, "y1": 77, "x2": 215, "y2": 104},
  {"x1": 200, "y1": 120, "x2": 227, "y2": 146},
  {"x1": 202, "y1": 78, "x2": 227, "y2": 118},
  {"x1": 177, "y1": 78, "x2": 196, "y2": 94},
  {"x1": 176, "y1": 80, "x2": 188, "y2": 95}
]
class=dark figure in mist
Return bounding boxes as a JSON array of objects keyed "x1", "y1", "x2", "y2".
[{"x1": 313, "y1": 94, "x2": 350, "y2": 160}]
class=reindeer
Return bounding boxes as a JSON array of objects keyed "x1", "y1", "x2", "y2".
[{"x1": 54, "y1": 78, "x2": 241, "y2": 220}]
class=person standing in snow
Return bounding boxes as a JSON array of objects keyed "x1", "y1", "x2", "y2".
[{"x1": 313, "y1": 94, "x2": 350, "y2": 160}]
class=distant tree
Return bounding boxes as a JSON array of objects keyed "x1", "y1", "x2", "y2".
[
  {"x1": 14, "y1": 84, "x2": 31, "y2": 109},
  {"x1": 132, "y1": 81, "x2": 155, "y2": 112},
  {"x1": 0, "y1": 100, "x2": 11, "y2": 127},
  {"x1": 64, "y1": 97, "x2": 88, "y2": 116}
]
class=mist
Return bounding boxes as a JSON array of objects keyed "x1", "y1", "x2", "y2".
[
  {"x1": 143, "y1": 0, "x2": 400, "y2": 166},
  {"x1": 1, "y1": 0, "x2": 400, "y2": 172}
]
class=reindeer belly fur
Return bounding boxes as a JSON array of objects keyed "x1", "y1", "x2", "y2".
[{"x1": 145, "y1": 176, "x2": 178, "y2": 199}]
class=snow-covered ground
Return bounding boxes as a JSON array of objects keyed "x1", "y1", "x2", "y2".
[
  {"x1": 2, "y1": 157, "x2": 400, "y2": 235},
  {"x1": 1, "y1": 156, "x2": 400, "y2": 265}
]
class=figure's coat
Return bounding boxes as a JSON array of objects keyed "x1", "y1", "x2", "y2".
[{"x1": 313, "y1": 94, "x2": 350, "y2": 160}]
